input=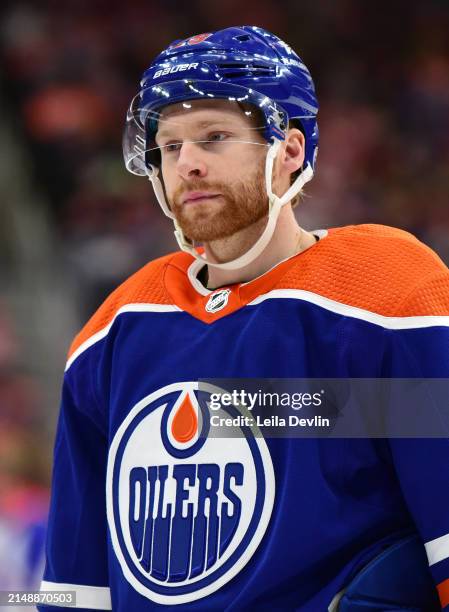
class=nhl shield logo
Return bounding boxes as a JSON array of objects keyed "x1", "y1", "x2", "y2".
[
  {"x1": 205, "y1": 289, "x2": 231, "y2": 313},
  {"x1": 106, "y1": 382, "x2": 275, "y2": 604}
]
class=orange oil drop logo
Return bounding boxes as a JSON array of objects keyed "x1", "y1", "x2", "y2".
[{"x1": 171, "y1": 394, "x2": 198, "y2": 443}]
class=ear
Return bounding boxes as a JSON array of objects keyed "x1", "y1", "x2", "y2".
[{"x1": 277, "y1": 128, "x2": 305, "y2": 178}]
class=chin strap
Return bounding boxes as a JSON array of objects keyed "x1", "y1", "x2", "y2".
[{"x1": 147, "y1": 138, "x2": 314, "y2": 270}]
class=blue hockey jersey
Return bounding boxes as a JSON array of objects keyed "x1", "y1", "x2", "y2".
[{"x1": 39, "y1": 224, "x2": 449, "y2": 610}]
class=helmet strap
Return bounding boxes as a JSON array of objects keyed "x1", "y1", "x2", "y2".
[{"x1": 147, "y1": 167, "x2": 174, "y2": 220}]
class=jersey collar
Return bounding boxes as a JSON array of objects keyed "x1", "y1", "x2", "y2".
[{"x1": 163, "y1": 230, "x2": 327, "y2": 323}]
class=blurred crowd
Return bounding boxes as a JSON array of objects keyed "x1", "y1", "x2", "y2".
[
  {"x1": 0, "y1": 304, "x2": 49, "y2": 590},
  {"x1": 0, "y1": 0, "x2": 448, "y2": 592}
]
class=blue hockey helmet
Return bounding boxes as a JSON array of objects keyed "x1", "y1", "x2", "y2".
[{"x1": 124, "y1": 25, "x2": 318, "y2": 176}]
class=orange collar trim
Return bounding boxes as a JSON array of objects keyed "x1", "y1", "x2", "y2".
[{"x1": 163, "y1": 230, "x2": 328, "y2": 323}]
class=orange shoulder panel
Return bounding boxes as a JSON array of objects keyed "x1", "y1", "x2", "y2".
[
  {"x1": 68, "y1": 252, "x2": 177, "y2": 359},
  {"x1": 437, "y1": 576, "x2": 449, "y2": 609},
  {"x1": 276, "y1": 224, "x2": 449, "y2": 316}
]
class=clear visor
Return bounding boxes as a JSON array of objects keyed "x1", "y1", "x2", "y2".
[{"x1": 123, "y1": 81, "x2": 287, "y2": 176}]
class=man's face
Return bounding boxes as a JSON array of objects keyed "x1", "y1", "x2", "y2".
[{"x1": 155, "y1": 100, "x2": 269, "y2": 242}]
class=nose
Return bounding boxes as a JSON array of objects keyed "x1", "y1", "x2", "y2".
[{"x1": 176, "y1": 142, "x2": 208, "y2": 180}]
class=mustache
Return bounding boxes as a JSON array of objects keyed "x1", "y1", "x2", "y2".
[{"x1": 172, "y1": 180, "x2": 225, "y2": 206}]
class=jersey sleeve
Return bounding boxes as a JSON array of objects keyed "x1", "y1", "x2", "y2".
[
  {"x1": 38, "y1": 254, "x2": 174, "y2": 611},
  {"x1": 38, "y1": 348, "x2": 112, "y2": 611},
  {"x1": 384, "y1": 268, "x2": 449, "y2": 610}
]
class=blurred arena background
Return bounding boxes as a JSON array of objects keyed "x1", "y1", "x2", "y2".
[{"x1": 0, "y1": 0, "x2": 448, "y2": 592}]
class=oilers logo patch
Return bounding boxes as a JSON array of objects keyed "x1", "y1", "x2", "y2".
[
  {"x1": 188, "y1": 33, "x2": 212, "y2": 45},
  {"x1": 106, "y1": 382, "x2": 275, "y2": 604}
]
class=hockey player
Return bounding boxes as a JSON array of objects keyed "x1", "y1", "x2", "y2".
[{"x1": 39, "y1": 27, "x2": 449, "y2": 611}]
